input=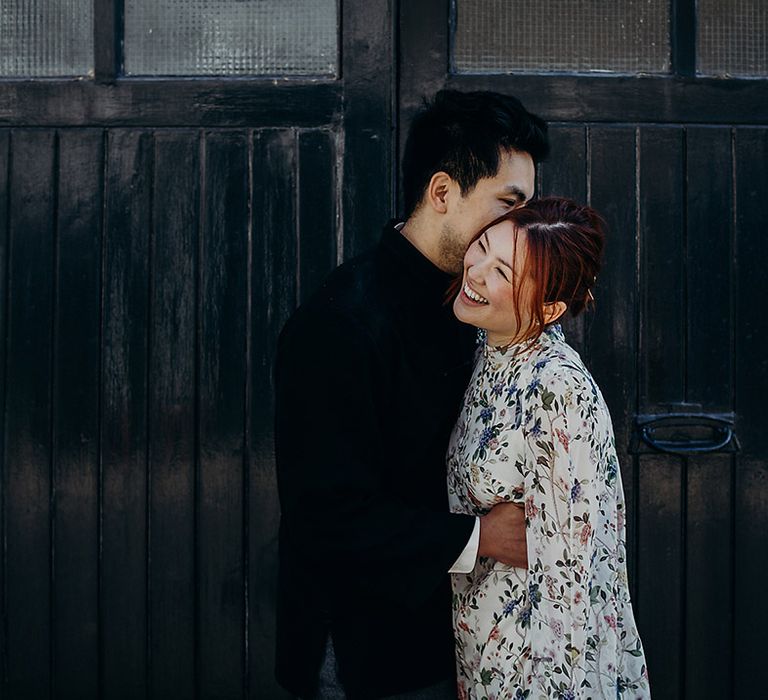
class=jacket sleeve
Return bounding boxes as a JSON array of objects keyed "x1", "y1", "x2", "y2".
[{"x1": 274, "y1": 308, "x2": 475, "y2": 608}]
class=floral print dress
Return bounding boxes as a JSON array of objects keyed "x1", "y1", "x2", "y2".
[{"x1": 447, "y1": 323, "x2": 650, "y2": 699}]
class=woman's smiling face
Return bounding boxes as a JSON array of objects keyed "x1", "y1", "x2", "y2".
[
  {"x1": 453, "y1": 220, "x2": 564, "y2": 346},
  {"x1": 453, "y1": 220, "x2": 528, "y2": 345}
]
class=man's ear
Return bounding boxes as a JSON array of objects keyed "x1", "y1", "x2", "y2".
[
  {"x1": 544, "y1": 300, "x2": 567, "y2": 325},
  {"x1": 426, "y1": 171, "x2": 453, "y2": 214}
]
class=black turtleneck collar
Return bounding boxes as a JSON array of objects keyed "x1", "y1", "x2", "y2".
[{"x1": 378, "y1": 220, "x2": 458, "y2": 309}]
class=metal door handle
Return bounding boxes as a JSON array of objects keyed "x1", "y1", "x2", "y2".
[{"x1": 634, "y1": 413, "x2": 739, "y2": 455}]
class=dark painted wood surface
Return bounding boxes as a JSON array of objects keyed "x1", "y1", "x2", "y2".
[
  {"x1": 250, "y1": 129, "x2": 298, "y2": 700},
  {"x1": 5, "y1": 130, "x2": 57, "y2": 699},
  {"x1": 733, "y1": 128, "x2": 768, "y2": 699},
  {"x1": 399, "y1": 3, "x2": 767, "y2": 694},
  {"x1": 535, "y1": 123, "x2": 766, "y2": 698},
  {"x1": 537, "y1": 126, "x2": 588, "y2": 361},
  {"x1": 637, "y1": 127, "x2": 686, "y2": 699},
  {"x1": 198, "y1": 130, "x2": 249, "y2": 699},
  {"x1": 5, "y1": 122, "x2": 761, "y2": 698},
  {"x1": 53, "y1": 129, "x2": 103, "y2": 700},
  {"x1": 684, "y1": 127, "x2": 734, "y2": 699},
  {"x1": 0, "y1": 1, "x2": 766, "y2": 698},
  {"x1": 444, "y1": 74, "x2": 768, "y2": 125},
  {"x1": 101, "y1": 128, "x2": 152, "y2": 700},
  {"x1": 0, "y1": 126, "x2": 341, "y2": 699},
  {"x1": 148, "y1": 131, "x2": 199, "y2": 699},
  {"x1": 0, "y1": 82, "x2": 342, "y2": 128}
]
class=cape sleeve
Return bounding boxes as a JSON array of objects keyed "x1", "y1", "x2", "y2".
[{"x1": 520, "y1": 365, "x2": 602, "y2": 696}]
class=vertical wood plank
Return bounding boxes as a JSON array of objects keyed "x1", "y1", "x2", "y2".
[
  {"x1": 683, "y1": 127, "x2": 734, "y2": 699},
  {"x1": 587, "y1": 127, "x2": 639, "y2": 456},
  {"x1": 684, "y1": 454, "x2": 731, "y2": 697},
  {"x1": 298, "y1": 130, "x2": 338, "y2": 303},
  {"x1": 733, "y1": 127, "x2": 768, "y2": 700},
  {"x1": 586, "y1": 126, "x2": 640, "y2": 606},
  {"x1": 686, "y1": 128, "x2": 733, "y2": 411},
  {"x1": 52, "y1": 129, "x2": 103, "y2": 700},
  {"x1": 249, "y1": 129, "x2": 296, "y2": 700},
  {"x1": 5, "y1": 129, "x2": 56, "y2": 698},
  {"x1": 637, "y1": 453, "x2": 683, "y2": 699},
  {"x1": 198, "y1": 130, "x2": 249, "y2": 699},
  {"x1": 639, "y1": 127, "x2": 685, "y2": 408},
  {"x1": 636, "y1": 127, "x2": 686, "y2": 700},
  {"x1": 149, "y1": 130, "x2": 199, "y2": 700},
  {"x1": 538, "y1": 125, "x2": 588, "y2": 360},
  {"x1": 0, "y1": 129, "x2": 9, "y2": 689},
  {"x1": 101, "y1": 129, "x2": 152, "y2": 700},
  {"x1": 342, "y1": 0, "x2": 394, "y2": 256}
]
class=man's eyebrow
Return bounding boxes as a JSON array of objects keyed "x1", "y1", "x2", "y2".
[{"x1": 501, "y1": 185, "x2": 527, "y2": 201}]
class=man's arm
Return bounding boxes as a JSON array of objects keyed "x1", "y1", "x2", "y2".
[{"x1": 448, "y1": 504, "x2": 528, "y2": 574}]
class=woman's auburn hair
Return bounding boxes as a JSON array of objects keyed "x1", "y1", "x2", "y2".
[{"x1": 448, "y1": 196, "x2": 606, "y2": 346}]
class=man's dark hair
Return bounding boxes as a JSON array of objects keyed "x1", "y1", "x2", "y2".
[{"x1": 401, "y1": 89, "x2": 549, "y2": 218}]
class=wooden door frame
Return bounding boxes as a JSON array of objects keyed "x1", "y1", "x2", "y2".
[
  {"x1": 0, "y1": 0, "x2": 396, "y2": 256},
  {"x1": 399, "y1": 0, "x2": 768, "y2": 136},
  {"x1": 397, "y1": 4, "x2": 768, "y2": 700},
  {"x1": 0, "y1": 1, "x2": 396, "y2": 696}
]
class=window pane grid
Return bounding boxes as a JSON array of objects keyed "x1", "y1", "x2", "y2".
[
  {"x1": 0, "y1": 0, "x2": 93, "y2": 77},
  {"x1": 698, "y1": 0, "x2": 768, "y2": 77},
  {"x1": 124, "y1": 0, "x2": 337, "y2": 77},
  {"x1": 452, "y1": 0, "x2": 670, "y2": 75}
]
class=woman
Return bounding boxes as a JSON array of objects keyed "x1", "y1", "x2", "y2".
[{"x1": 447, "y1": 197, "x2": 649, "y2": 699}]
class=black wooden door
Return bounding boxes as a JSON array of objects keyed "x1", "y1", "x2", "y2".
[
  {"x1": 399, "y1": 1, "x2": 768, "y2": 698},
  {"x1": 0, "y1": 2, "x2": 394, "y2": 698},
  {"x1": 3, "y1": 2, "x2": 767, "y2": 699}
]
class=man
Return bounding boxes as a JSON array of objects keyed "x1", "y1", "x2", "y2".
[{"x1": 275, "y1": 90, "x2": 549, "y2": 699}]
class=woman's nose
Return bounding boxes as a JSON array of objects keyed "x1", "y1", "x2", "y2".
[
  {"x1": 467, "y1": 269, "x2": 484, "y2": 288},
  {"x1": 469, "y1": 259, "x2": 490, "y2": 281}
]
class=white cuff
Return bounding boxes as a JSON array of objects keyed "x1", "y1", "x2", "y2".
[{"x1": 448, "y1": 517, "x2": 480, "y2": 573}]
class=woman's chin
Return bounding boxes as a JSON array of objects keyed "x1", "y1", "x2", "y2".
[{"x1": 453, "y1": 296, "x2": 483, "y2": 328}]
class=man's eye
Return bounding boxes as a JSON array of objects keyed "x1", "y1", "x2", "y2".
[
  {"x1": 502, "y1": 199, "x2": 518, "y2": 208},
  {"x1": 478, "y1": 240, "x2": 486, "y2": 252}
]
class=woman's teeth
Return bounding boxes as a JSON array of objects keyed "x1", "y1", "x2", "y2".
[{"x1": 463, "y1": 282, "x2": 488, "y2": 304}]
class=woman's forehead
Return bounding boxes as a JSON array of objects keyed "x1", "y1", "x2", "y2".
[{"x1": 486, "y1": 221, "x2": 527, "y2": 261}]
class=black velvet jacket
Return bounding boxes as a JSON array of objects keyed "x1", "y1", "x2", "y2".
[{"x1": 274, "y1": 224, "x2": 477, "y2": 699}]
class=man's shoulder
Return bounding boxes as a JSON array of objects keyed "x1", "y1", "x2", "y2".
[
  {"x1": 280, "y1": 248, "x2": 389, "y2": 348},
  {"x1": 309, "y1": 249, "x2": 381, "y2": 312}
]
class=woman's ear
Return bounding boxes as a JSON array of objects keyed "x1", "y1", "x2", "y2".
[{"x1": 543, "y1": 300, "x2": 567, "y2": 325}]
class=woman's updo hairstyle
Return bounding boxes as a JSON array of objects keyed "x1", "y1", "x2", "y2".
[{"x1": 453, "y1": 196, "x2": 606, "y2": 345}]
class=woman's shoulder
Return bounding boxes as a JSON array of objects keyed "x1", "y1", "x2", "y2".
[
  {"x1": 528, "y1": 334, "x2": 588, "y2": 379},
  {"x1": 528, "y1": 337, "x2": 606, "y2": 405}
]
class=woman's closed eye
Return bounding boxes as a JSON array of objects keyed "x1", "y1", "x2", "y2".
[{"x1": 497, "y1": 267, "x2": 510, "y2": 282}]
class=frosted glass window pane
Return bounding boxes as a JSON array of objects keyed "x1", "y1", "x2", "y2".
[
  {"x1": 453, "y1": 0, "x2": 669, "y2": 74},
  {"x1": 698, "y1": 0, "x2": 768, "y2": 77},
  {"x1": 125, "y1": 0, "x2": 337, "y2": 77},
  {"x1": 0, "y1": 0, "x2": 93, "y2": 77}
]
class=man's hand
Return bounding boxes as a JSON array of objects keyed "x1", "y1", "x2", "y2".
[{"x1": 478, "y1": 502, "x2": 527, "y2": 568}]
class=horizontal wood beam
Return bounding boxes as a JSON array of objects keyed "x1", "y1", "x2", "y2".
[
  {"x1": 0, "y1": 80, "x2": 341, "y2": 127},
  {"x1": 446, "y1": 74, "x2": 768, "y2": 125}
]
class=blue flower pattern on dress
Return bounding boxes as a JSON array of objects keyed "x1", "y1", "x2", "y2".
[{"x1": 447, "y1": 324, "x2": 650, "y2": 699}]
